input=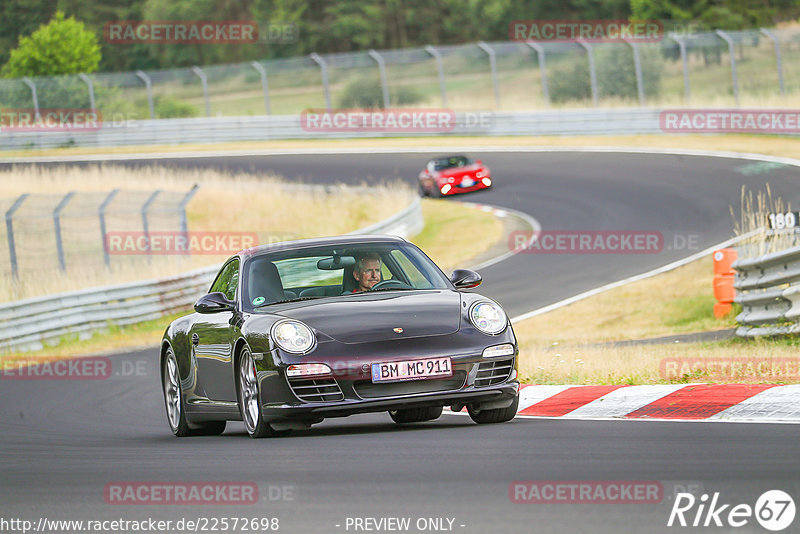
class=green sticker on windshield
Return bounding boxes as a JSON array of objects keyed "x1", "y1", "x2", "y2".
[{"x1": 252, "y1": 296, "x2": 266, "y2": 306}]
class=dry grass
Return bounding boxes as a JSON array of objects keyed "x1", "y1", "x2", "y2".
[
  {"x1": 511, "y1": 254, "x2": 771, "y2": 384},
  {"x1": 513, "y1": 251, "x2": 800, "y2": 385},
  {"x1": 0, "y1": 165, "x2": 413, "y2": 302},
  {"x1": 410, "y1": 200, "x2": 504, "y2": 272},
  {"x1": 4, "y1": 134, "x2": 800, "y2": 161},
  {"x1": 513, "y1": 255, "x2": 731, "y2": 347},
  {"x1": 733, "y1": 184, "x2": 798, "y2": 256},
  {"x1": 518, "y1": 339, "x2": 800, "y2": 385}
]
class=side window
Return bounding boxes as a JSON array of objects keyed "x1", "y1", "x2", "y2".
[{"x1": 210, "y1": 259, "x2": 239, "y2": 301}]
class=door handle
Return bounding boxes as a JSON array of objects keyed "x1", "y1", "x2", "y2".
[{"x1": 191, "y1": 333, "x2": 199, "y2": 346}]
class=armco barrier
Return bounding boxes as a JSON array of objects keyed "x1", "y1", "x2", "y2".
[
  {"x1": 0, "y1": 109, "x2": 667, "y2": 150},
  {"x1": 0, "y1": 196, "x2": 422, "y2": 353},
  {"x1": 734, "y1": 244, "x2": 800, "y2": 337}
]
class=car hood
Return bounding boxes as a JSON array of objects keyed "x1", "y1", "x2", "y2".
[
  {"x1": 437, "y1": 164, "x2": 481, "y2": 179},
  {"x1": 272, "y1": 290, "x2": 461, "y2": 344}
]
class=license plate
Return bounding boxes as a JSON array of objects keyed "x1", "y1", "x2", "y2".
[
  {"x1": 371, "y1": 357, "x2": 453, "y2": 383},
  {"x1": 460, "y1": 178, "x2": 475, "y2": 187}
]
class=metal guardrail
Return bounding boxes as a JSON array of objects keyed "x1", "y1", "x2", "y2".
[
  {"x1": 0, "y1": 196, "x2": 422, "y2": 353},
  {"x1": 734, "y1": 245, "x2": 800, "y2": 337},
  {"x1": 0, "y1": 109, "x2": 671, "y2": 149}
]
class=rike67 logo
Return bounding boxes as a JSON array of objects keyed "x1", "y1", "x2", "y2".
[{"x1": 668, "y1": 490, "x2": 795, "y2": 531}]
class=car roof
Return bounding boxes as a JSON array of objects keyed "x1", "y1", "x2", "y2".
[
  {"x1": 239, "y1": 234, "x2": 408, "y2": 259},
  {"x1": 428, "y1": 154, "x2": 469, "y2": 162}
]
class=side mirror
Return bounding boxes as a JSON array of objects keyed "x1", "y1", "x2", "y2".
[
  {"x1": 450, "y1": 269, "x2": 482, "y2": 289},
  {"x1": 194, "y1": 292, "x2": 234, "y2": 314},
  {"x1": 476, "y1": 159, "x2": 483, "y2": 166}
]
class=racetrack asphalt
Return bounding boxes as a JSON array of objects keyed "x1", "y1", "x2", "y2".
[{"x1": 2, "y1": 151, "x2": 800, "y2": 533}]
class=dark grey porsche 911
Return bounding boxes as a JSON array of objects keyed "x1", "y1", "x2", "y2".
[{"x1": 161, "y1": 235, "x2": 519, "y2": 438}]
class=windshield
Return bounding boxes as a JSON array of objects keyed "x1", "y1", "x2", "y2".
[
  {"x1": 242, "y1": 242, "x2": 450, "y2": 310},
  {"x1": 431, "y1": 155, "x2": 473, "y2": 171}
]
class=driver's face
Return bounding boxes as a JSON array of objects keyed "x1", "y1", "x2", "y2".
[{"x1": 353, "y1": 259, "x2": 381, "y2": 292}]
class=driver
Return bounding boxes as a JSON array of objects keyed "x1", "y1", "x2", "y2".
[{"x1": 351, "y1": 253, "x2": 382, "y2": 292}]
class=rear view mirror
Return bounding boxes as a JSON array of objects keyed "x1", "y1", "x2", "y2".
[
  {"x1": 194, "y1": 292, "x2": 234, "y2": 313},
  {"x1": 317, "y1": 256, "x2": 355, "y2": 270},
  {"x1": 450, "y1": 269, "x2": 482, "y2": 289}
]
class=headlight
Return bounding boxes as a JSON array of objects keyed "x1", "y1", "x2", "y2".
[
  {"x1": 469, "y1": 301, "x2": 507, "y2": 335},
  {"x1": 271, "y1": 320, "x2": 316, "y2": 354}
]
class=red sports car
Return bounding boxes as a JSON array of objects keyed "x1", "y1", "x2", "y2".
[{"x1": 418, "y1": 155, "x2": 492, "y2": 197}]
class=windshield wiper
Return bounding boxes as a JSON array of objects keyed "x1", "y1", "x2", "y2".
[{"x1": 252, "y1": 296, "x2": 321, "y2": 309}]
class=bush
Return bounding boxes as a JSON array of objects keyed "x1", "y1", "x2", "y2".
[
  {"x1": 154, "y1": 97, "x2": 197, "y2": 118},
  {"x1": 2, "y1": 12, "x2": 100, "y2": 78},
  {"x1": 549, "y1": 46, "x2": 663, "y2": 103},
  {"x1": 337, "y1": 75, "x2": 421, "y2": 109}
]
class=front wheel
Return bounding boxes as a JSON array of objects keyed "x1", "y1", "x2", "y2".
[
  {"x1": 467, "y1": 395, "x2": 519, "y2": 424},
  {"x1": 389, "y1": 405, "x2": 443, "y2": 423},
  {"x1": 238, "y1": 347, "x2": 287, "y2": 438},
  {"x1": 163, "y1": 348, "x2": 225, "y2": 436}
]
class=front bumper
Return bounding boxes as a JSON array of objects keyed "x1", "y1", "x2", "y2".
[
  {"x1": 442, "y1": 179, "x2": 492, "y2": 195},
  {"x1": 261, "y1": 380, "x2": 519, "y2": 421}
]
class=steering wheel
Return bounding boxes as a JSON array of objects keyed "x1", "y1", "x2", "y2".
[{"x1": 370, "y1": 279, "x2": 413, "y2": 291}]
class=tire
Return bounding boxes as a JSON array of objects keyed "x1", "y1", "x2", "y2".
[
  {"x1": 467, "y1": 395, "x2": 519, "y2": 424},
  {"x1": 237, "y1": 346, "x2": 288, "y2": 438},
  {"x1": 163, "y1": 347, "x2": 226, "y2": 437},
  {"x1": 389, "y1": 405, "x2": 443, "y2": 424},
  {"x1": 418, "y1": 182, "x2": 428, "y2": 197},
  {"x1": 431, "y1": 184, "x2": 442, "y2": 198}
]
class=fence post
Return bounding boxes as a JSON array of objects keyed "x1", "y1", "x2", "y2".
[
  {"x1": 310, "y1": 53, "x2": 332, "y2": 111},
  {"x1": 424, "y1": 45, "x2": 447, "y2": 107},
  {"x1": 141, "y1": 190, "x2": 161, "y2": 260},
  {"x1": 5, "y1": 194, "x2": 28, "y2": 280},
  {"x1": 577, "y1": 42, "x2": 598, "y2": 107},
  {"x1": 368, "y1": 49, "x2": 391, "y2": 109},
  {"x1": 191, "y1": 66, "x2": 211, "y2": 117},
  {"x1": 625, "y1": 39, "x2": 645, "y2": 105},
  {"x1": 78, "y1": 73, "x2": 96, "y2": 110},
  {"x1": 135, "y1": 70, "x2": 155, "y2": 119},
  {"x1": 21, "y1": 78, "x2": 40, "y2": 119},
  {"x1": 53, "y1": 191, "x2": 75, "y2": 273},
  {"x1": 99, "y1": 189, "x2": 120, "y2": 269},
  {"x1": 526, "y1": 42, "x2": 549, "y2": 106},
  {"x1": 178, "y1": 185, "x2": 199, "y2": 257},
  {"x1": 477, "y1": 41, "x2": 500, "y2": 109},
  {"x1": 670, "y1": 35, "x2": 692, "y2": 104},
  {"x1": 250, "y1": 61, "x2": 271, "y2": 115},
  {"x1": 760, "y1": 28, "x2": 785, "y2": 96},
  {"x1": 715, "y1": 30, "x2": 739, "y2": 106}
]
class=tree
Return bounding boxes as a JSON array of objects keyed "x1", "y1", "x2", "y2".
[{"x1": 2, "y1": 11, "x2": 101, "y2": 78}]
